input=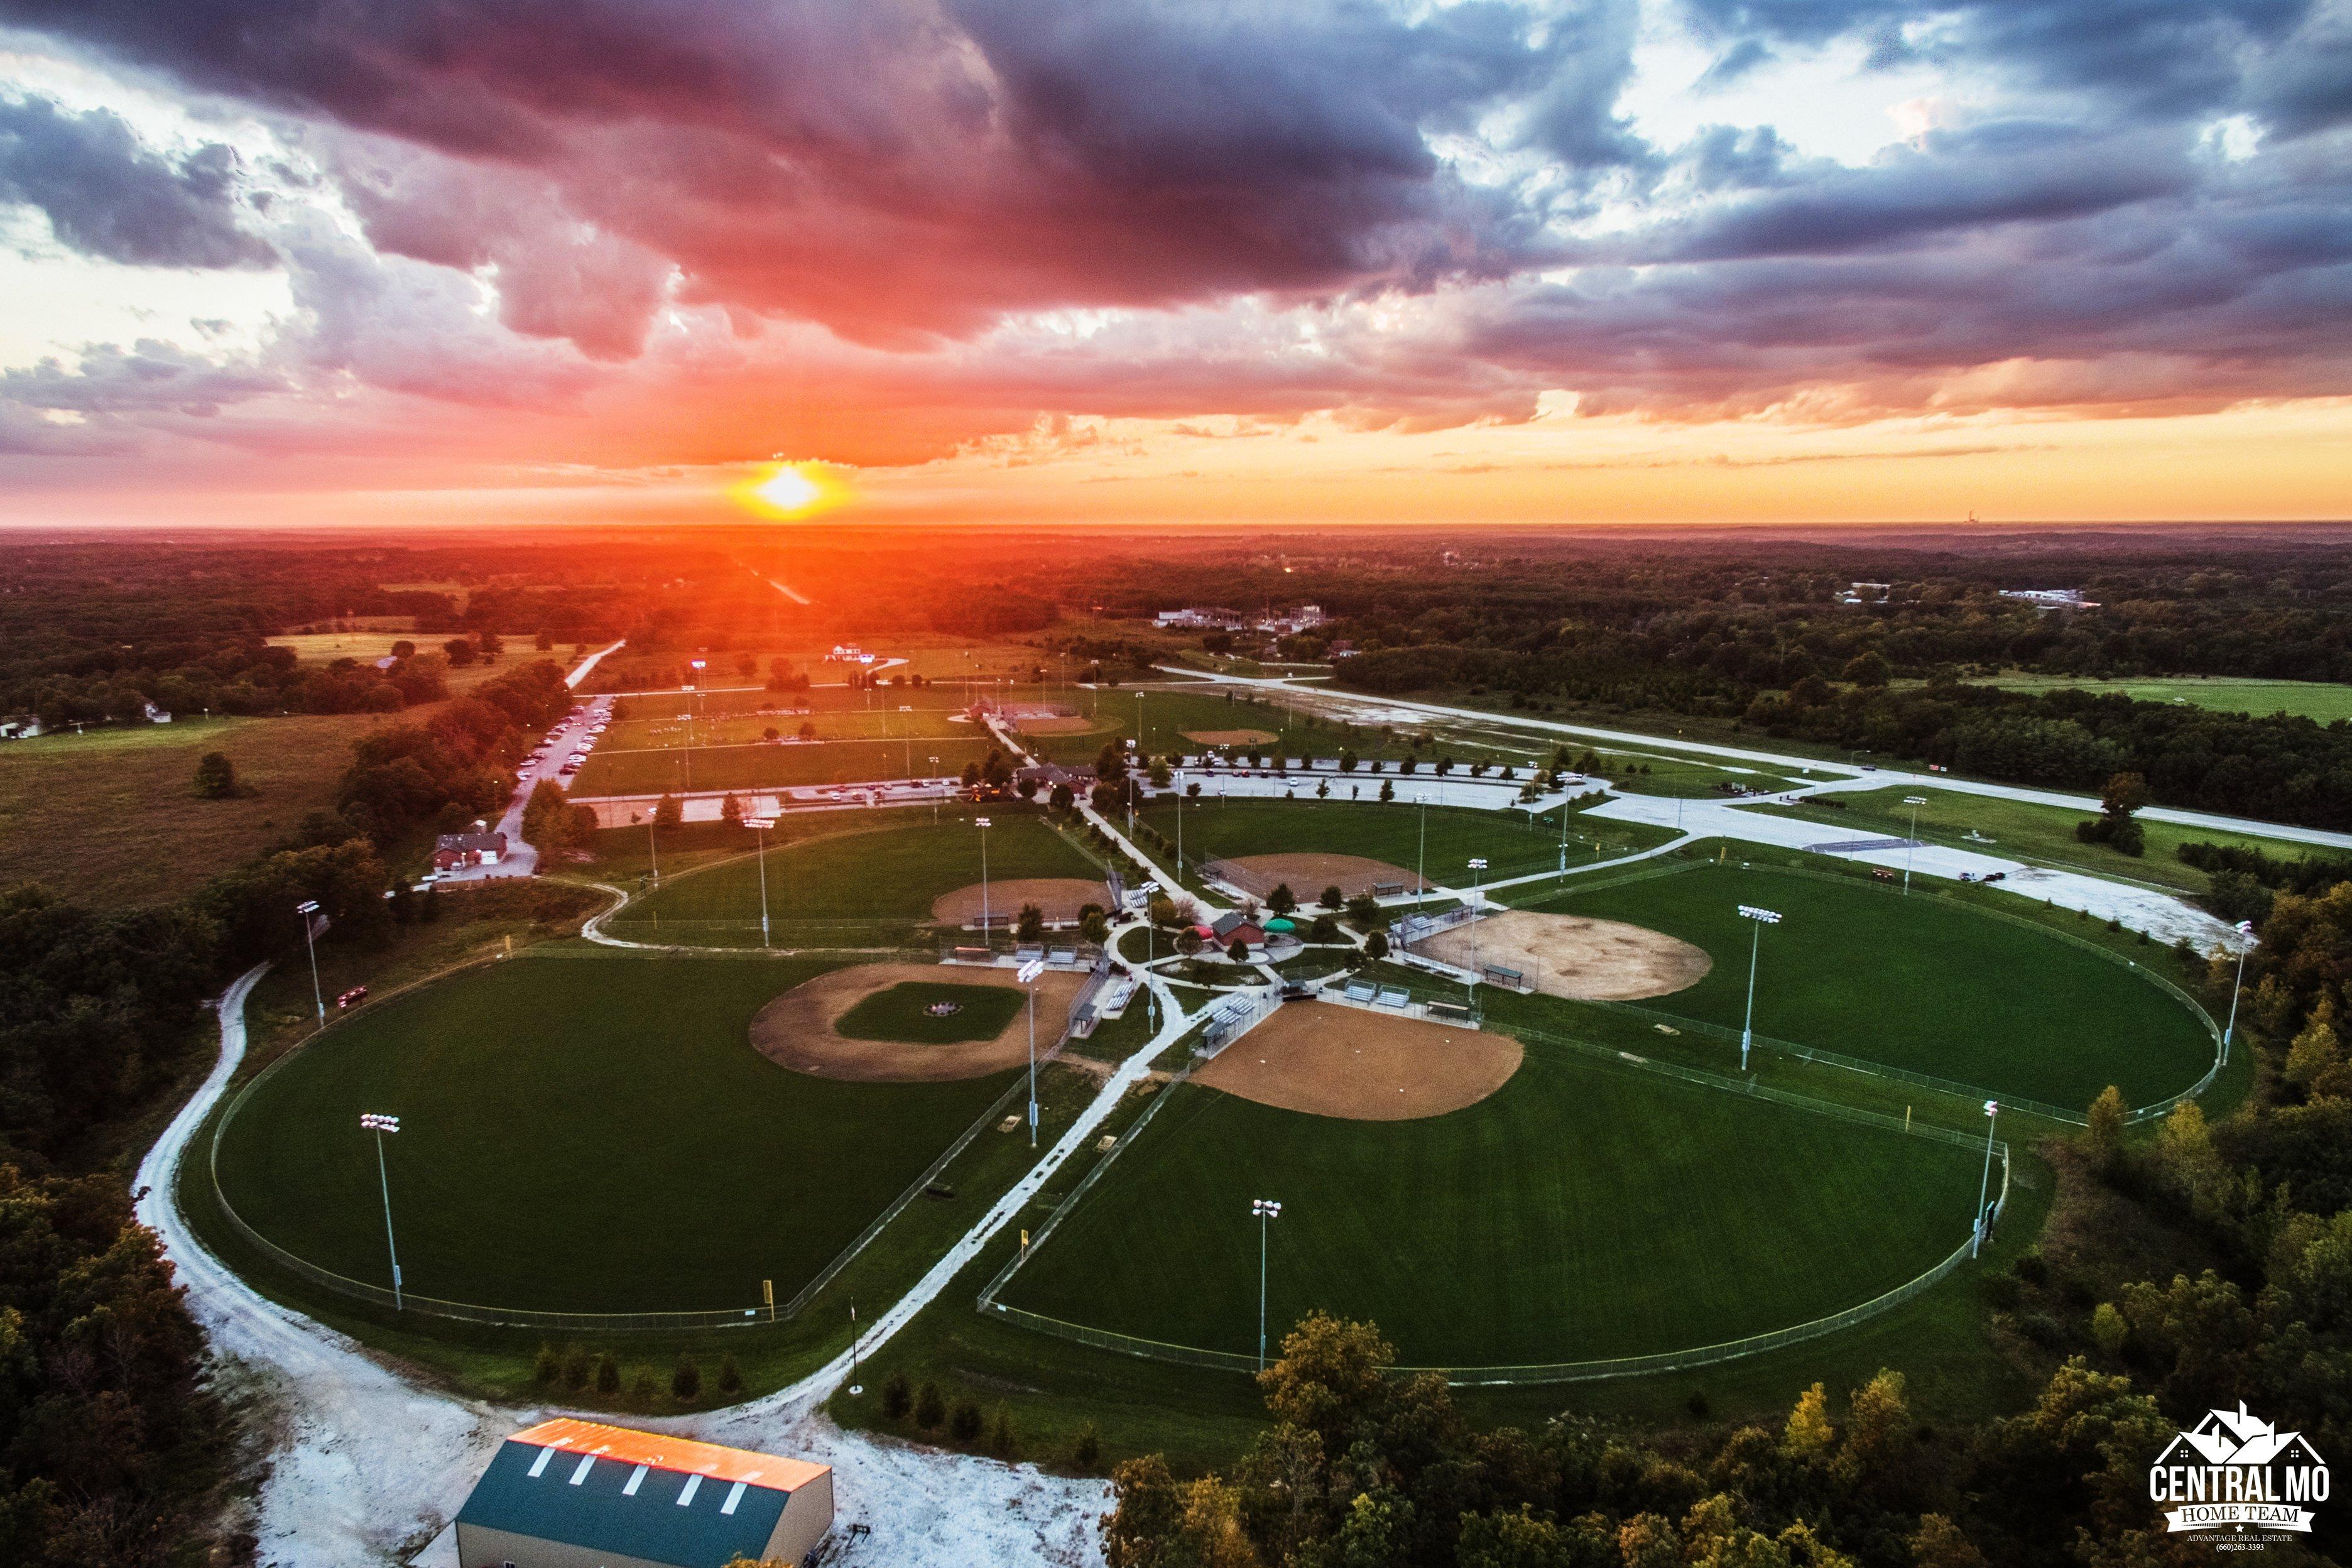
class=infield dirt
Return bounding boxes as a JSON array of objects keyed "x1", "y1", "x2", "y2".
[
  {"x1": 1193, "y1": 1001, "x2": 1520, "y2": 1119},
  {"x1": 1182, "y1": 728, "x2": 1280, "y2": 747},
  {"x1": 750, "y1": 962, "x2": 1085, "y2": 1081},
  {"x1": 1206, "y1": 852, "x2": 1425, "y2": 901},
  {"x1": 1415, "y1": 908, "x2": 1710, "y2": 1000},
  {"x1": 930, "y1": 876, "x2": 1109, "y2": 928}
]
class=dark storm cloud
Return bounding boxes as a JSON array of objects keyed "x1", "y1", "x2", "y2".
[{"x1": 0, "y1": 94, "x2": 273, "y2": 266}]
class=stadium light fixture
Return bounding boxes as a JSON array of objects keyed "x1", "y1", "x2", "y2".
[
  {"x1": 1019, "y1": 957, "x2": 1047, "y2": 1146},
  {"x1": 2223, "y1": 920, "x2": 2257, "y2": 1064},
  {"x1": 1902, "y1": 796, "x2": 1929, "y2": 894},
  {"x1": 1973, "y1": 1099, "x2": 2000, "y2": 1258},
  {"x1": 1251, "y1": 1198, "x2": 1283, "y2": 1371},
  {"x1": 1467, "y1": 858, "x2": 1489, "y2": 995},
  {"x1": 746, "y1": 817, "x2": 776, "y2": 948},
  {"x1": 359, "y1": 1113, "x2": 404, "y2": 1309},
  {"x1": 1735, "y1": 905, "x2": 1782, "y2": 1071},
  {"x1": 1416, "y1": 792, "x2": 1432, "y2": 908},
  {"x1": 296, "y1": 900, "x2": 325, "y2": 1025}
]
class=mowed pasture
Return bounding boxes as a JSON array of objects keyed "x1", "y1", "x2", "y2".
[
  {"x1": 607, "y1": 813, "x2": 1104, "y2": 944},
  {"x1": 1138, "y1": 797, "x2": 1675, "y2": 890},
  {"x1": 570, "y1": 735, "x2": 1002, "y2": 796},
  {"x1": 999, "y1": 1045, "x2": 1983, "y2": 1367},
  {"x1": 213, "y1": 956, "x2": 1016, "y2": 1313},
  {"x1": 1976, "y1": 673, "x2": 2352, "y2": 724},
  {"x1": 1521, "y1": 863, "x2": 2213, "y2": 1109}
]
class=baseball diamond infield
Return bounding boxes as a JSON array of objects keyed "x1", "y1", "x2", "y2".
[
  {"x1": 1182, "y1": 728, "x2": 1280, "y2": 747},
  {"x1": 1414, "y1": 909, "x2": 1712, "y2": 1000},
  {"x1": 1194, "y1": 1002, "x2": 1522, "y2": 1119},
  {"x1": 749, "y1": 962, "x2": 1086, "y2": 1081},
  {"x1": 930, "y1": 876, "x2": 1111, "y2": 928},
  {"x1": 1204, "y1": 852, "x2": 1427, "y2": 901}
]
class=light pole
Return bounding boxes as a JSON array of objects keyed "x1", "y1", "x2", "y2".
[
  {"x1": 1467, "y1": 858, "x2": 1488, "y2": 996},
  {"x1": 1139, "y1": 879, "x2": 1162, "y2": 1030},
  {"x1": 1174, "y1": 769, "x2": 1184, "y2": 878},
  {"x1": 1251, "y1": 1198, "x2": 1282, "y2": 1371},
  {"x1": 1018, "y1": 957, "x2": 1045, "y2": 1146},
  {"x1": 975, "y1": 815, "x2": 993, "y2": 941},
  {"x1": 1902, "y1": 795, "x2": 1928, "y2": 895},
  {"x1": 1417, "y1": 792, "x2": 1430, "y2": 908},
  {"x1": 646, "y1": 809, "x2": 660, "y2": 883},
  {"x1": 359, "y1": 1113, "x2": 403, "y2": 1309},
  {"x1": 747, "y1": 816, "x2": 775, "y2": 947},
  {"x1": 1972, "y1": 1099, "x2": 2000, "y2": 1258},
  {"x1": 1736, "y1": 904, "x2": 1782, "y2": 1070},
  {"x1": 297, "y1": 900, "x2": 325, "y2": 1025},
  {"x1": 685, "y1": 660, "x2": 706, "y2": 794},
  {"x1": 2223, "y1": 920, "x2": 2256, "y2": 1064},
  {"x1": 930, "y1": 755, "x2": 940, "y2": 822}
]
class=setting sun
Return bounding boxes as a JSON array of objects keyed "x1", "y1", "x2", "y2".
[{"x1": 734, "y1": 461, "x2": 846, "y2": 521}]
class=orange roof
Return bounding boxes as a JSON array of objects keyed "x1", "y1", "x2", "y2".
[{"x1": 508, "y1": 1418, "x2": 829, "y2": 1493}]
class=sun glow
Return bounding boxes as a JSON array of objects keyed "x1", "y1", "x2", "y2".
[{"x1": 732, "y1": 461, "x2": 847, "y2": 520}]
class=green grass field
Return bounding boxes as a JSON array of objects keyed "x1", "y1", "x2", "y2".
[
  {"x1": 1138, "y1": 797, "x2": 1675, "y2": 889},
  {"x1": 1746, "y1": 786, "x2": 2322, "y2": 895},
  {"x1": 1522, "y1": 861, "x2": 2211, "y2": 1109},
  {"x1": 213, "y1": 955, "x2": 1016, "y2": 1314},
  {"x1": 607, "y1": 814, "x2": 1104, "y2": 943},
  {"x1": 1033, "y1": 685, "x2": 1534, "y2": 771},
  {"x1": 1976, "y1": 673, "x2": 2352, "y2": 724},
  {"x1": 998, "y1": 1046, "x2": 1983, "y2": 1366},
  {"x1": 836, "y1": 982, "x2": 1025, "y2": 1043},
  {"x1": 571, "y1": 735, "x2": 1001, "y2": 795}
]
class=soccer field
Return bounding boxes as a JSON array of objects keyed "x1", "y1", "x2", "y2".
[
  {"x1": 213, "y1": 956, "x2": 1016, "y2": 1314},
  {"x1": 1520, "y1": 861, "x2": 2213, "y2": 1110},
  {"x1": 1136, "y1": 797, "x2": 1676, "y2": 888},
  {"x1": 606, "y1": 814, "x2": 1106, "y2": 943},
  {"x1": 997, "y1": 1044, "x2": 1984, "y2": 1367}
]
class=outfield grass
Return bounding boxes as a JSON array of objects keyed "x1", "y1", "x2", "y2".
[
  {"x1": 572, "y1": 735, "x2": 1001, "y2": 796},
  {"x1": 837, "y1": 982, "x2": 1025, "y2": 1043},
  {"x1": 1522, "y1": 861, "x2": 2211, "y2": 1109},
  {"x1": 214, "y1": 954, "x2": 1016, "y2": 1314},
  {"x1": 998, "y1": 1046, "x2": 1983, "y2": 1366},
  {"x1": 1975, "y1": 673, "x2": 2352, "y2": 724},
  {"x1": 0, "y1": 712, "x2": 400, "y2": 906},
  {"x1": 1748, "y1": 785, "x2": 2328, "y2": 894},
  {"x1": 1032, "y1": 685, "x2": 1532, "y2": 771},
  {"x1": 607, "y1": 814, "x2": 1103, "y2": 942},
  {"x1": 1137, "y1": 797, "x2": 1674, "y2": 890}
]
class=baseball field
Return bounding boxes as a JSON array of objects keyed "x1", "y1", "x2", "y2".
[{"x1": 212, "y1": 955, "x2": 1021, "y2": 1314}]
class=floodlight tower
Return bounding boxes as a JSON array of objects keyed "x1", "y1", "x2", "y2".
[
  {"x1": 1902, "y1": 795, "x2": 1929, "y2": 894},
  {"x1": 1467, "y1": 858, "x2": 1489, "y2": 994},
  {"x1": 974, "y1": 815, "x2": 993, "y2": 939},
  {"x1": 1139, "y1": 879, "x2": 1163, "y2": 1030},
  {"x1": 1972, "y1": 1099, "x2": 2000, "y2": 1257},
  {"x1": 359, "y1": 1113, "x2": 404, "y2": 1309},
  {"x1": 296, "y1": 900, "x2": 325, "y2": 1024},
  {"x1": 1735, "y1": 904, "x2": 1782, "y2": 1071},
  {"x1": 1018, "y1": 957, "x2": 1046, "y2": 1146},
  {"x1": 746, "y1": 816, "x2": 775, "y2": 947},
  {"x1": 2223, "y1": 920, "x2": 2257, "y2": 1064},
  {"x1": 1416, "y1": 792, "x2": 1431, "y2": 908},
  {"x1": 1251, "y1": 1198, "x2": 1282, "y2": 1371}
]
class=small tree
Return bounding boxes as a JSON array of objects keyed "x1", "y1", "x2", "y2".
[
  {"x1": 883, "y1": 1371, "x2": 912, "y2": 1419},
  {"x1": 914, "y1": 1381, "x2": 946, "y2": 1430},
  {"x1": 720, "y1": 792, "x2": 743, "y2": 826},
  {"x1": 949, "y1": 1398, "x2": 984, "y2": 1443},
  {"x1": 653, "y1": 794, "x2": 682, "y2": 829},
  {"x1": 630, "y1": 1368, "x2": 658, "y2": 1405},
  {"x1": 1079, "y1": 906, "x2": 1111, "y2": 944},
  {"x1": 533, "y1": 1344, "x2": 559, "y2": 1385},
  {"x1": 1308, "y1": 913, "x2": 1341, "y2": 944},
  {"x1": 562, "y1": 1344, "x2": 591, "y2": 1390},
  {"x1": 1378, "y1": 778, "x2": 1395, "y2": 802},
  {"x1": 1016, "y1": 903, "x2": 1046, "y2": 942},
  {"x1": 1073, "y1": 1422, "x2": 1101, "y2": 1470},
  {"x1": 717, "y1": 1353, "x2": 743, "y2": 1395},
  {"x1": 595, "y1": 1353, "x2": 621, "y2": 1394},
  {"x1": 1339, "y1": 748, "x2": 1358, "y2": 772},
  {"x1": 1364, "y1": 931, "x2": 1390, "y2": 960},
  {"x1": 1320, "y1": 885, "x2": 1344, "y2": 910},
  {"x1": 1226, "y1": 937, "x2": 1250, "y2": 962},
  {"x1": 988, "y1": 1405, "x2": 1016, "y2": 1459},
  {"x1": 1268, "y1": 883, "x2": 1297, "y2": 915},
  {"x1": 1174, "y1": 927, "x2": 1204, "y2": 958},
  {"x1": 192, "y1": 751, "x2": 240, "y2": 798},
  {"x1": 1049, "y1": 780, "x2": 1075, "y2": 813},
  {"x1": 672, "y1": 1354, "x2": 702, "y2": 1402},
  {"x1": 2083, "y1": 1086, "x2": 2126, "y2": 1173}
]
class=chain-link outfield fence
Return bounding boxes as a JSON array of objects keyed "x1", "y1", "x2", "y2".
[
  {"x1": 978, "y1": 1016, "x2": 2012, "y2": 1385},
  {"x1": 1504, "y1": 847, "x2": 2225, "y2": 1124}
]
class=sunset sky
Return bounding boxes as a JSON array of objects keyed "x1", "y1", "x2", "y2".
[{"x1": 1, "y1": 1, "x2": 2347, "y2": 528}]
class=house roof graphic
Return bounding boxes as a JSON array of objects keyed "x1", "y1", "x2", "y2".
[{"x1": 2156, "y1": 1402, "x2": 2324, "y2": 1469}]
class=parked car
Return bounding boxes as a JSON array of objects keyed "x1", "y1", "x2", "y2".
[
  {"x1": 335, "y1": 985, "x2": 369, "y2": 1010},
  {"x1": 1870, "y1": 868, "x2": 1896, "y2": 881}
]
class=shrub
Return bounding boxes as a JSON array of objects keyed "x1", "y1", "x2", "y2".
[
  {"x1": 672, "y1": 1355, "x2": 702, "y2": 1402},
  {"x1": 1073, "y1": 1422, "x2": 1101, "y2": 1470},
  {"x1": 915, "y1": 1381, "x2": 946, "y2": 1430},
  {"x1": 595, "y1": 1353, "x2": 620, "y2": 1394},
  {"x1": 988, "y1": 1405, "x2": 1016, "y2": 1459},
  {"x1": 562, "y1": 1344, "x2": 591, "y2": 1390},
  {"x1": 193, "y1": 751, "x2": 240, "y2": 798},
  {"x1": 717, "y1": 1353, "x2": 743, "y2": 1395},
  {"x1": 949, "y1": 1398, "x2": 984, "y2": 1443},
  {"x1": 533, "y1": 1344, "x2": 559, "y2": 1385},
  {"x1": 883, "y1": 1372, "x2": 912, "y2": 1420},
  {"x1": 631, "y1": 1369, "x2": 658, "y2": 1405}
]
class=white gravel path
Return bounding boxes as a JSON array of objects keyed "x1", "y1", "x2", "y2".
[{"x1": 136, "y1": 961, "x2": 1192, "y2": 1566}]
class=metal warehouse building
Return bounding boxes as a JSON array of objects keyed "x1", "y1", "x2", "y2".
[{"x1": 455, "y1": 1418, "x2": 834, "y2": 1568}]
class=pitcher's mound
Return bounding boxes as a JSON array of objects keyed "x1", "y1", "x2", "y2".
[
  {"x1": 1194, "y1": 1002, "x2": 1520, "y2": 1121},
  {"x1": 1415, "y1": 909, "x2": 1710, "y2": 1000},
  {"x1": 931, "y1": 877, "x2": 1109, "y2": 928},
  {"x1": 751, "y1": 962, "x2": 1084, "y2": 1081},
  {"x1": 1206, "y1": 853, "x2": 1425, "y2": 901}
]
